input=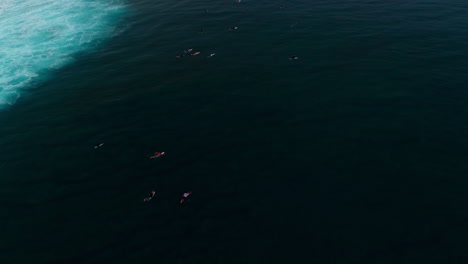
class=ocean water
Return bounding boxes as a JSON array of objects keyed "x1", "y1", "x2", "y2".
[
  {"x1": 0, "y1": 0, "x2": 128, "y2": 106},
  {"x1": 1, "y1": 0, "x2": 467, "y2": 263}
]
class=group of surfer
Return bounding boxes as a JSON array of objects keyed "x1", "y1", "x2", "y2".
[
  {"x1": 175, "y1": 49, "x2": 198, "y2": 58},
  {"x1": 143, "y1": 190, "x2": 192, "y2": 204},
  {"x1": 93, "y1": 1, "x2": 298, "y2": 208},
  {"x1": 94, "y1": 143, "x2": 192, "y2": 205},
  {"x1": 176, "y1": 3, "x2": 298, "y2": 61},
  {"x1": 145, "y1": 151, "x2": 192, "y2": 204},
  {"x1": 176, "y1": 48, "x2": 216, "y2": 59},
  {"x1": 145, "y1": 152, "x2": 192, "y2": 204}
]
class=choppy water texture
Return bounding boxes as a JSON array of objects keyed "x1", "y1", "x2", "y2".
[
  {"x1": 1, "y1": 0, "x2": 468, "y2": 263},
  {"x1": 0, "y1": 0, "x2": 127, "y2": 106}
]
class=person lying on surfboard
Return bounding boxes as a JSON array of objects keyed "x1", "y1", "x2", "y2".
[
  {"x1": 150, "y1": 152, "x2": 165, "y2": 159},
  {"x1": 143, "y1": 191, "x2": 156, "y2": 202},
  {"x1": 180, "y1": 192, "x2": 192, "y2": 204}
]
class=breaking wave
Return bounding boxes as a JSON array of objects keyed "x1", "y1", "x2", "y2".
[{"x1": 0, "y1": 0, "x2": 128, "y2": 106}]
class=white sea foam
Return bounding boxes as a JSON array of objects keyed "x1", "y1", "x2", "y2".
[{"x1": 0, "y1": 0, "x2": 128, "y2": 106}]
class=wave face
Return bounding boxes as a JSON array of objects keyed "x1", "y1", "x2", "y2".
[{"x1": 0, "y1": 0, "x2": 128, "y2": 106}]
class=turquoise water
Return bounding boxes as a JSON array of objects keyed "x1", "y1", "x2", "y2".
[
  {"x1": 0, "y1": 0, "x2": 128, "y2": 106},
  {"x1": 1, "y1": 0, "x2": 468, "y2": 263}
]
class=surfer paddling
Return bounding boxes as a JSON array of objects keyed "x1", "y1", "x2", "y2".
[
  {"x1": 143, "y1": 191, "x2": 156, "y2": 202},
  {"x1": 176, "y1": 49, "x2": 194, "y2": 58},
  {"x1": 179, "y1": 192, "x2": 192, "y2": 204},
  {"x1": 150, "y1": 152, "x2": 165, "y2": 159}
]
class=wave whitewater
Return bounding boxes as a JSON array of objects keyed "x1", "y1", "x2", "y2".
[{"x1": 0, "y1": 0, "x2": 128, "y2": 107}]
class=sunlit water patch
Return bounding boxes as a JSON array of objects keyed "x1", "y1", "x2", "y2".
[{"x1": 0, "y1": 0, "x2": 128, "y2": 106}]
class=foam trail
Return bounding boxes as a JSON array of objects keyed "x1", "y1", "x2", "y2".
[{"x1": 0, "y1": 0, "x2": 128, "y2": 107}]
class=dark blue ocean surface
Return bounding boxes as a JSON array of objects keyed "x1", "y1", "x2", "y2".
[{"x1": 1, "y1": 0, "x2": 467, "y2": 263}]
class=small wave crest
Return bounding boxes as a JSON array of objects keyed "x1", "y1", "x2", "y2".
[{"x1": 0, "y1": 0, "x2": 128, "y2": 107}]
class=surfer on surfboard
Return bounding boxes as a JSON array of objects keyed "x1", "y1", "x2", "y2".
[
  {"x1": 150, "y1": 152, "x2": 165, "y2": 159},
  {"x1": 143, "y1": 191, "x2": 156, "y2": 202},
  {"x1": 179, "y1": 192, "x2": 192, "y2": 204}
]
